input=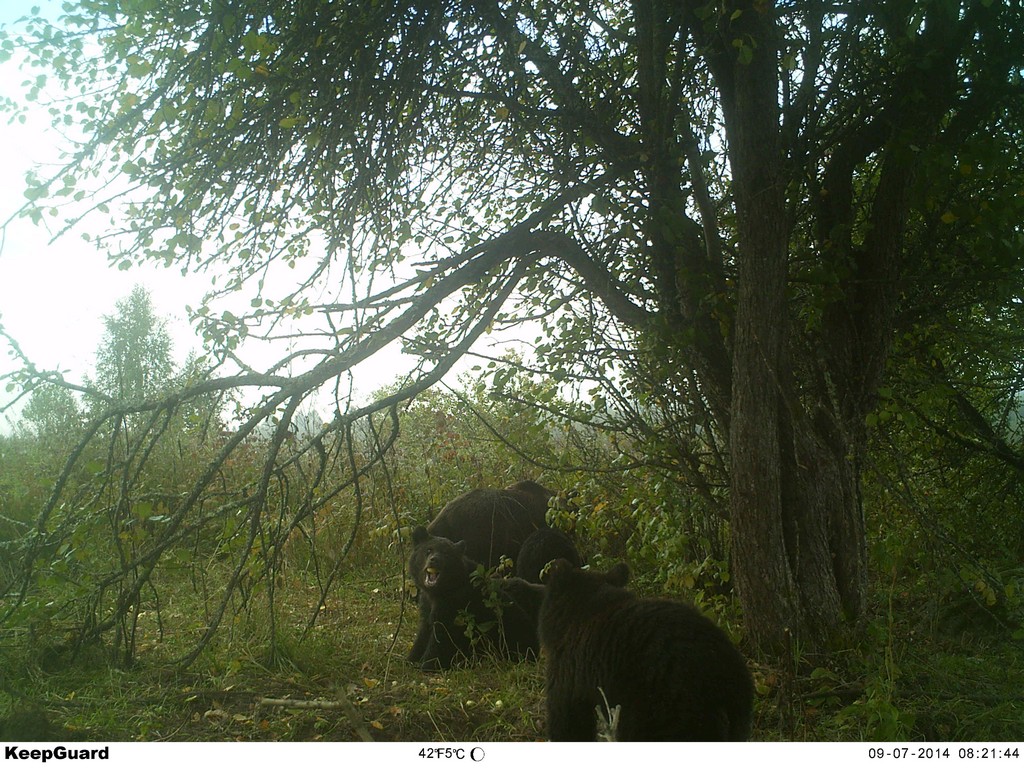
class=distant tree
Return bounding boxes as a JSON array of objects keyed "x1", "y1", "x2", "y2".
[
  {"x1": 21, "y1": 383, "x2": 82, "y2": 441},
  {"x1": 91, "y1": 285, "x2": 173, "y2": 404},
  {"x1": 2, "y1": 0, "x2": 1022, "y2": 656}
]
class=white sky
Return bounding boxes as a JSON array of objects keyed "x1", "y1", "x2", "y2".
[
  {"x1": 0, "y1": 1, "x2": 423, "y2": 428},
  {"x1": 0, "y1": 1, "x2": 208, "y2": 420}
]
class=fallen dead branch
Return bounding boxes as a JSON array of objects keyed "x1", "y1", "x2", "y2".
[{"x1": 258, "y1": 690, "x2": 374, "y2": 742}]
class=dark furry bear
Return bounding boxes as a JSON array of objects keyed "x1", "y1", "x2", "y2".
[
  {"x1": 539, "y1": 560, "x2": 754, "y2": 741},
  {"x1": 505, "y1": 479, "x2": 556, "y2": 508},
  {"x1": 407, "y1": 526, "x2": 544, "y2": 671},
  {"x1": 515, "y1": 527, "x2": 583, "y2": 583},
  {"x1": 425, "y1": 481, "x2": 554, "y2": 569}
]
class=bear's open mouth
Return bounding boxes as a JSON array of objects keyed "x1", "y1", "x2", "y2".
[{"x1": 424, "y1": 567, "x2": 439, "y2": 587}]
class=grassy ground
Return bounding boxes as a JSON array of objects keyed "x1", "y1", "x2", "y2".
[
  {"x1": 1, "y1": 563, "x2": 549, "y2": 742},
  {"x1": 1, "y1": 558, "x2": 1022, "y2": 742}
]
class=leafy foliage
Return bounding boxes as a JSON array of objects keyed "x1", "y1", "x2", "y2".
[
  {"x1": 2, "y1": 342, "x2": 1023, "y2": 738},
  {"x1": 1, "y1": 0, "x2": 1023, "y2": 663}
]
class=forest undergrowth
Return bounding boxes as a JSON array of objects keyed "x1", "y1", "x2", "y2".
[{"x1": 1, "y1": 550, "x2": 1021, "y2": 742}]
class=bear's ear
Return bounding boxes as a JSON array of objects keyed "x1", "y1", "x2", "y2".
[
  {"x1": 412, "y1": 526, "x2": 430, "y2": 545},
  {"x1": 607, "y1": 562, "x2": 630, "y2": 587}
]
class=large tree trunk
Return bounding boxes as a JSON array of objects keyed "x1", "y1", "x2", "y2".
[
  {"x1": 731, "y1": 394, "x2": 868, "y2": 653},
  {"x1": 706, "y1": 0, "x2": 869, "y2": 654},
  {"x1": 730, "y1": 273, "x2": 869, "y2": 654}
]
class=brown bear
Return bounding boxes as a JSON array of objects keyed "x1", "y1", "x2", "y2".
[
  {"x1": 538, "y1": 559, "x2": 754, "y2": 741},
  {"x1": 407, "y1": 526, "x2": 543, "y2": 671},
  {"x1": 515, "y1": 527, "x2": 583, "y2": 583},
  {"x1": 425, "y1": 481, "x2": 554, "y2": 569}
]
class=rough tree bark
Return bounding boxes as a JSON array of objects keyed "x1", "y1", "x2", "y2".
[
  {"x1": 689, "y1": 0, "x2": 968, "y2": 653},
  {"x1": 714, "y1": 2, "x2": 821, "y2": 652}
]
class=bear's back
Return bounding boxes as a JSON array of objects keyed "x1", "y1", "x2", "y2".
[
  {"x1": 427, "y1": 486, "x2": 550, "y2": 567},
  {"x1": 539, "y1": 561, "x2": 753, "y2": 741},
  {"x1": 596, "y1": 598, "x2": 753, "y2": 740}
]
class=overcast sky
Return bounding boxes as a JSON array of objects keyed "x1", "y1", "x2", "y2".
[
  {"x1": 0, "y1": 1, "x2": 430, "y2": 429},
  {"x1": 0, "y1": 0, "x2": 210, "y2": 429}
]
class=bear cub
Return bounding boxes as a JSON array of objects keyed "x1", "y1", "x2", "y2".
[
  {"x1": 408, "y1": 526, "x2": 543, "y2": 671},
  {"x1": 515, "y1": 527, "x2": 583, "y2": 583},
  {"x1": 539, "y1": 559, "x2": 754, "y2": 741}
]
